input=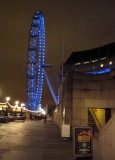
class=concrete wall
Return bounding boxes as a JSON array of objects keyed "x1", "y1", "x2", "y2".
[
  {"x1": 54, "y1": 71, "x2": 115, "y2": 127},
  {"x1": 93, "y1": 113, "x2": 115, "y2": 160},
  {"x1": 53, "y1": 71, "x2": 115, "y2": 150},
  {"x1": 71, "y1": 72, "x2": 115, "y2": 127},
  {"x1": 53, "y1": 70, "x2": 115, "y2": 160},
  {"x1": 73, "y1": 72, "x2": 115, "y2": 108}
]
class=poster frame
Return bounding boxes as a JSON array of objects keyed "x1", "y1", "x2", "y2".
[{"x1": 73, "y1": 126, "x2": 93, "y2": 158}]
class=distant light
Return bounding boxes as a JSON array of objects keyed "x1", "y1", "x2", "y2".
[
  {"x1": 6, "y1": 97, "x2": 10, "y2": 102},
  {"x1": 75, "y1": 62, "x2": 81, "y2": 66},
  {"x1": 83, "y1": 61, "x2": 90, "y2": 64},
  {"x1": 92, "y1": 59, "x2": 98, "y2": 63},
  {"x1": 100, "y1": 57, "x2": 107, "y2": 60},
  {"x1": 40, "y1": 108, "x2": 46, "y2": 115},
  {"x1": 21, "y1": 103, "x2": 25, "y2": 107},
  {"x1": 109, "y1": 61, "x2": 112, "y2": 65},
  {"x1": 100, "y1": 63, "x2": 104, "y2": 67},
  {"x1": 15, "y1": 101, "x2": 19, "y2": 105}
]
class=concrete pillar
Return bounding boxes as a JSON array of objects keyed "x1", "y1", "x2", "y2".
[
  {"x1": 72, "y1": 106, "x2": 88, "y2": 127},
  {"x1": 65, "y1": 107, "x2": 72, "y2": 124}
]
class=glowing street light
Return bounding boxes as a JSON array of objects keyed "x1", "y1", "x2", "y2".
[
  {"x1": 6, "y1": 97, "x2": 10, "y2": 102},
  {"x1": 109, "y1": 61, "x2": 112, "y2": 65},
  {"x1": 100, "y1": 63, "x2": 104, "y2": 67},
  {"x1": 21, "y1": 103, "x2": 25, "y2": 107},
  {"x1": 15, "y1": 101, "x2": 19, "y2": 106},
  {"x1": 41, "y1": 108, "x2": 46, "y2": 115}
]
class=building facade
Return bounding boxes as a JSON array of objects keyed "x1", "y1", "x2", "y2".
[{"x1": 53, "y1": 42, "x2": 115, "y2": 160}]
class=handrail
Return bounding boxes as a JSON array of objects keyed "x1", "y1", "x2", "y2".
[{"x1": 89, "y1": 108, "x2": 102, "y2": 129}]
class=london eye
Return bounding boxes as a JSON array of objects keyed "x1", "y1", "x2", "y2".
[
  {"x1": 27, "y1": 10, "x2": 60, "y2": 112},
  {"x1": 27, "y1": 10, "x2": 45, "y2": 111}
]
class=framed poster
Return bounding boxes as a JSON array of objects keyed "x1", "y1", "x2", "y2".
[{"x1": 73, "y1": 127, "x2": 93, "y2": 158}]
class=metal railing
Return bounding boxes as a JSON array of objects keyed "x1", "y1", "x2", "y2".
[{"x1": 89, "y1": 108, "x2": 102, "y2": 130}]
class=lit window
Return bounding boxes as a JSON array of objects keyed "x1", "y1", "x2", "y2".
[
  {"x1": 75, "y1": 62, "x2": 81, "y2": 65},
  {"x1": 83, "y1": 61, "x2": 89, "y2": 64},
  {"x1": 92, "y1": 59, "x2": 98, "y2": 63}
]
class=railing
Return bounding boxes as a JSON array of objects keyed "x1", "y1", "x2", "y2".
[{"x1": 89, "y1": 108, "x2": 102, "y2": 130}]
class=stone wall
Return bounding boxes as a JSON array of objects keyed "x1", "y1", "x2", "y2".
[
  {"x1": 93, "y1": 113, "x2": 115, "y2": 160},
  {"x1": 71, "y1": 72, "x2": 115, "y2": 126},
  {"x1": 53, "y1": 71, "x2": 115, "y2": 142}
]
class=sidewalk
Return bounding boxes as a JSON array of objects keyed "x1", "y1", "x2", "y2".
[{"x1": 0, "y1": 117, "x2": 73, "y2": 160}]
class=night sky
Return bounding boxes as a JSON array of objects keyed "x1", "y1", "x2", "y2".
[{"x1": 0, "y1": 0, "x2": 115, "y2": 107}]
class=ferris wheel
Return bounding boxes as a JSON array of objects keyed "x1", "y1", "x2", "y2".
[
  {"x1": 27, "y1": 10, "x2": 45, "y2": 111},
  {"x1": 27, "y1": 10, "x2": 59, "y2": 111}
]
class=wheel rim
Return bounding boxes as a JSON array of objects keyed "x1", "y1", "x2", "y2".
[{"x1": 27, "y1": 10, "x2": 45, "y2": 111}]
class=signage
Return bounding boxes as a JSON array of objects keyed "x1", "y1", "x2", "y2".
[
  {"x1": 73, "y1": 127, "x2": 93, "y2": 157},
  {"x1": 61, "y1": 124, "x2": 70, "y2": 137}
]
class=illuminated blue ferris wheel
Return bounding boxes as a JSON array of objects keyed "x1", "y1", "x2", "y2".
[
  {"x1": 27, "y1": 10, "x2": 45, "y2": 111},
  {"x1": 27, "y1": 10, "x2": 59, "y2": 111}
]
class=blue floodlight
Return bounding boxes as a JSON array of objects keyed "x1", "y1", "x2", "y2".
[{"x1": 86, "y1": 67, "x2": 114, "y2": 74}]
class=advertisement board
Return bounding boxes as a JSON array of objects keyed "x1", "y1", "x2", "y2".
[
  {"x1": 73, "y1": 127, "x2": 93, "y2": 158},
  {"x1": 61, "y1": 124, "x2": 70, "y2": 138}
]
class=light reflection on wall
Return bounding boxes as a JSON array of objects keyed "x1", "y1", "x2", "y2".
[{"x1": 86, "y1": 67, "x2": 114, "y2": 74}]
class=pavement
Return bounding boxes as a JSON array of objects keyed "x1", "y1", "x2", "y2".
[{"x1": 0, "y1": 117, "x2": 73, "y2": 160}]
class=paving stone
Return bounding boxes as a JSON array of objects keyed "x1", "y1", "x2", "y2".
[{"x1": 0, "y1": 118, "x2": 73, "y2": 160}]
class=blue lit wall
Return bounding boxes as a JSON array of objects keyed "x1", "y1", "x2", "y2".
[{"x1": 86, "y1": 67, "x2": 114, "y2": 74}]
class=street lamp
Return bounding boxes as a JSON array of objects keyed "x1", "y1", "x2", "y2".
[
  {"x1": 21, "y1": 103, "x2": 25, "y2": 107},
  {"x1": 15, "y1": 101, "x2": 19, "y2": 116},
  {"x1": 20, "y1": 103, "x2": 25, "y2": 116},
  {"x1": 15, "y1": 101, "x2": 19, "y2": 107},
  {"x1": 6, "y1": 97, "x2": 10, "y2": 102}
]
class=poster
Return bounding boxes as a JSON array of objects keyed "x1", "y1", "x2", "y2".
[
  {"x1": 61, "y1": 124, "x2": 70, "y2": 137},
  {"x1": 73, "y1": 127, "x2": 93, "y2": 157}
]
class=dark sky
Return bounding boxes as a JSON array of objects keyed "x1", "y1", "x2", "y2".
[{"x1": 0, "y1": 0, "x2": 115, "y2": 106}]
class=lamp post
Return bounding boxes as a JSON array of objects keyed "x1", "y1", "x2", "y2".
[
  {"x1": 15, "y1": 101, "x2": 19, "y2": 106},
  {"x1": 15, "y1": 101, "x2": 19, "y2": 116},
  {"x1": 5, "y1": 97, "x2": 11, "y2": 116},
  {"x1": 21, "y1": 103, "x2": 25, "y2": 116},
  {"x1": 6, "y1": 97, "x2": 10, "y2": 102}
]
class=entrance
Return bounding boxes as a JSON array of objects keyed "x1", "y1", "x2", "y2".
[{"x1": 105, "y1": 108, "x2": 111, "y2": 123}]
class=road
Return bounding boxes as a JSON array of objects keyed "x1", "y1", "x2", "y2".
[{"x1": 0, "y1": 118, "x2": 73, "y2": 160}]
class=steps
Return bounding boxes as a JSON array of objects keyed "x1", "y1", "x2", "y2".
[{"x1": 88, "y1": 111, "x2": 99, "y2": 133}]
